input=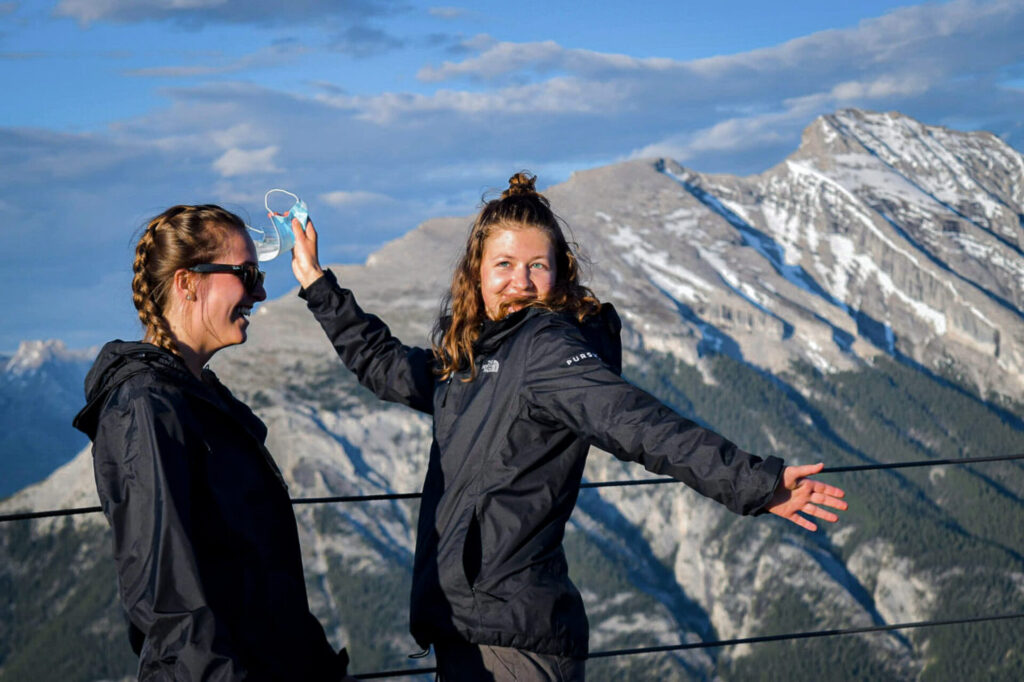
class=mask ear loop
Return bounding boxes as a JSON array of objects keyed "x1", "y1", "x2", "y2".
[{"x1": 265, "y1": 188, "x2": 299, "y2": 215}]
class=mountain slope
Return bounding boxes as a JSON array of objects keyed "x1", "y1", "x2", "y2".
[{"x1": 1, "y1": 109, "x2": 1022, "y2": 681}]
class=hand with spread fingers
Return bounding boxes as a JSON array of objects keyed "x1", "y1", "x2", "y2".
[{"x1": 765, "y1": 462, "x2": 847, "y2": 531}]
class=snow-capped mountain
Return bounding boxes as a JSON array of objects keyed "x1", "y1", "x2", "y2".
[
  {"x1": 0, "y1": 340, "x2": 96, "y2": 498},
  {"x1": 1, "y1": 110, "x2": 1022, "y2": 681}
]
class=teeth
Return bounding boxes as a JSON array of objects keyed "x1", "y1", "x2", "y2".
[{"x1": 238, "y1": 306, "x2": 252, "y2": 317}]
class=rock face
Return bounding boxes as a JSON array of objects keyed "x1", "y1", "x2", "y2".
[
  {"x1": 1, "y1": 109, "x2": 1023, "y2": 681},
  {"x1": 543, "y1": 109, "x2": 1024, "y2": 401}
]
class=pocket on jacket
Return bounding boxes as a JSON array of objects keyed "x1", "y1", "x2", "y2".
[{"x1": 461, "y1": 512, "x2": 482, "y2": 589}]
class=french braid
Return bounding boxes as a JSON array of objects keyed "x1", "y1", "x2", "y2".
[{"x1": 131, "y1": 205, "x2": 247, "y2": 355}]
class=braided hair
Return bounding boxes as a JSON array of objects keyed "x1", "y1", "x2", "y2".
[
  {"x1": 432, "y1": 172, "x2": 600, "y2": 380},
  {"x1": 132, "y1": 205, "x2": 247, "y2": 354}
]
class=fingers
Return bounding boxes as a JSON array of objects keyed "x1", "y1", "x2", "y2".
[
  {"x1": 292, "y1": 216, "x2": 315, "y2": 238},
  {"x1": 807, "y1": 489, "x2": 848, "y2": 511},
  {"x1": 787, "y1": 513, "x2": 818, "y2": 533},
  {"x1": 802, "y1": 503, "x2": 839, "y2": 523},
  {"x1": 789, "y1": 462, "x2": 824, "y2": 482}
]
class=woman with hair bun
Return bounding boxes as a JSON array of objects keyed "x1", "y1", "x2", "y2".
[
  {"x1": 293, "y1": 174, "x2": 846, "y2": 681},
  {"x1": 74, "y1": 205, "x2": 352, "y2": 681}
]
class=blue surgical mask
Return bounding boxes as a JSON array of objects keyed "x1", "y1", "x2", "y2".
[{"x1": 248, "y1": 189, "x2": 310, "y2": 262}]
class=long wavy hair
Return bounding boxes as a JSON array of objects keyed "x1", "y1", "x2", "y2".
[
  {"x1": 432, "y1": 172, "x2": 601, "y2": 380},
  {"x1": 132, "y1": 204, "x2": 247, "y2": 355}
]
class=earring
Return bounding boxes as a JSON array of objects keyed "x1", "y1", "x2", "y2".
[{"x1": 186, "y1": 293, "x2": 195, "y2": 301}]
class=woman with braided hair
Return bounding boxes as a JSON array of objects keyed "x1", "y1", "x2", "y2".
[
  {"x1": 74, "y1": 205, "x2": 353, "y2": 681},
  {"x1": 293, "y1": 173, "x2": 847, "y2": 681}
]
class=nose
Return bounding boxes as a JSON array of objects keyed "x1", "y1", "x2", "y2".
[
  {"x1": 253, "y1": 281, "x2": 267, "y2": 302},
  {"x1": 511, "y1": 265, "x2": 535, "y2": 292}
]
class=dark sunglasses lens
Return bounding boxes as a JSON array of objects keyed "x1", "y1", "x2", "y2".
[{"x1": 242, "y1": 266, "x2": 264, "y2": 292}]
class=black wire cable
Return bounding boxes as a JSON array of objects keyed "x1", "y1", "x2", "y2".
[
  {"x1": 2, "y1": 455, "x2": 1023, "y2": 680},
  {"x1": 350, "y1": 612, "x2": 1024, "y2": 679},
  {"x1": 4, "y1": 452, "x2": 1022, "y2": 523}
]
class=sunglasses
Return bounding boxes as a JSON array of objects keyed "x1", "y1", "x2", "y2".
[{"x1": 188, "y1": 263, "x2": 266, "y2": 293}]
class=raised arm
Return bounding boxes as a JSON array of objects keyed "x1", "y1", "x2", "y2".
[
  {"x1": 292, "y1": 218, "x2": 436, "y2": 413},
  {"x1": 92, "y1": 387, "x2": 245, "y2": 679}
]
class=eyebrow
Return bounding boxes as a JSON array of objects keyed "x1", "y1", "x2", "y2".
[{"x1": 488, "y1": 252, "x2": 550, "y2": 260}]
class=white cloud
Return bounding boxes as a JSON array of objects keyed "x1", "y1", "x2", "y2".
[
  {"x1": 830, "y1": 75, "x2": 932, "y2": 101},
  {"x1": 212, "y1": 145, "x2": 280, "y2": 177},
  {"x1": 55, "y1": 0, "x2": 402, "y2": 26},
  {"x1": 417, "y1": 36, "x2": 677, "y2": 83},
  {"x1": 6, "y1": 0, "x2": 1024, "y2": 347},
  {"x1": 428, "y1": 6, "x2": 467, "y2": 20},
  {"x1": 124, "y1": 44, "x2": 308, "y2": 78},
  {"x1": 320, "y1": 189, "x2": 393, "y2": 207}
]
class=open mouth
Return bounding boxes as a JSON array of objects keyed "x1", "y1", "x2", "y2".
[{"x1": 236, "y1": 305, "x2": 253, "y2": 319}]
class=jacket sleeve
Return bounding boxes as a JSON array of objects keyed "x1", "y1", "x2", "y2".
[
  {"x1": 522, "y1": 318, "x2": 784, "y2": 516},
  {"x1": 92, "y1": 383, "x2": 247, "y2": 680},
  {"x1": 300, "y1": 270, "x2": 435, "y2": 414}
]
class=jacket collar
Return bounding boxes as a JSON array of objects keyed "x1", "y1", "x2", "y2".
[
  {"x1": 73, "y1": 340, "x2": 264, "y2": 443},
  {"x1": 473, "y1": 303, "x2": 623, "y2": 373},
  {"x1": 474, "y1": 307, "x2": 540, "y2": 355}
]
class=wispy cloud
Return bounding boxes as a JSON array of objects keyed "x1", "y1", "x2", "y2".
[
  {"x1": 124, "y1": 44, "x2": 308, "y2": 78},
  {"x1": 4, "y1": 0, "x2": 1024, "y2": 347},
  {"x1": 212, "y1": 145, "x2": 281, "y2": 177},
  {"x1": 54, "y1": 0, "x2": 404, "y2": 27},
  {"x1": 329, "y1": 24, "x2": 405, "y2": 58},
  {"x1": 320, "y1": 189, "x2": 394, "y2": 207},
  {"x1": 428, "y1": 6, "x2": 468, "y2": 20}
]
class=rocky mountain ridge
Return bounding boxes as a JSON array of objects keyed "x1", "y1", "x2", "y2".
[{"x1": 1, "y1": 109, "x2": 1022, "y2": 681}]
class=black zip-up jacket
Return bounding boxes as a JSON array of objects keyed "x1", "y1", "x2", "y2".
[
  {"x1": 302, "y1": 271, "x2": 784, "y2": 658},
  {"x1": 73, "y1": 341, "x2": 349, "y2": 681}
]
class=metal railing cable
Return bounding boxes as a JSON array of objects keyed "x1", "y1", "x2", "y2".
[
  {"x1": 349, "y1": 611, "x2": 1024, "y2": 679},
  {"x1": 2, "y1": 452, "x2": 1023, "y2": 679},
  {"x1": 3, "y1": 452, "x2": 1022, "y2": 523}
]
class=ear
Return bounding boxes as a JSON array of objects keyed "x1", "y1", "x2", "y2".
[{"x1": 172, "y1": 268, "x2": 195, "y2": 302}]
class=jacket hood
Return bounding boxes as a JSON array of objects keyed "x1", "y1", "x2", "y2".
[
  {"x1": 73, "y1": 340, "x2": 193, "y2": 439},
  {"x1": 577, "y1": 303, "x2": 623, "y2": 374}
]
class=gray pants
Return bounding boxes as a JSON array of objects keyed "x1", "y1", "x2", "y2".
[{"x1": 435, "y1": 640, "x2": 585, "y2": 682}]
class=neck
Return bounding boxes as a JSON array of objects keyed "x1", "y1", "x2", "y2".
[
  {"x1": 154, "y1": 329, "x2": 210, "y2": 379},
  {"x1": 176, "y1": 343, "x2": 210, "y2": 379}
]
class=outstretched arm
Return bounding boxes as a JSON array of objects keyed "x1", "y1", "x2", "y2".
[{"x1": 764, "y1": 462, "x2": 847, "y2": 531}]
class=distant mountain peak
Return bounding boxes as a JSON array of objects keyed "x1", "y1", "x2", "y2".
[{"x1": 4, "y1": 339, "x2": 94, "y2": 375}]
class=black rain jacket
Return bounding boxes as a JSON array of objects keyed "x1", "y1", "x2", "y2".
[
  {"x1": 73, "y1": 341, "x2": 349, "y2": 681},
  {"x1": 302, "y1": 271, "x2": 784, "y2": 658}
]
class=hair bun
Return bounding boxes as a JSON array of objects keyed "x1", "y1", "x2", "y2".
[{"x1": 503, "y1": 172, "x2": 537, "y2": 198}]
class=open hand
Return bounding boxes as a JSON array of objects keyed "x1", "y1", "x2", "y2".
[{"x1": 765, "y1": 462, "x2": 847, "y2": 532}]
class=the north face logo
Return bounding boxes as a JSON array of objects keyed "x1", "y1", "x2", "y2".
[{"x1": 481, "y1": 359, "x2": 500, "y2": 373}]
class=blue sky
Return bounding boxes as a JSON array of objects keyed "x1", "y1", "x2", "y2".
[{"x1": 1, "y1": 0, "x2": 1023, "y2": 351}]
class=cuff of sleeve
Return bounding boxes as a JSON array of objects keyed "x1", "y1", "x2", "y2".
[
  {"x1": 335, "y1": 647, "x2": 350, "y2": 678},
  {"x1": 750, "y1": 454, "x2": 785, "y2": 516},
  {"x1": 298, "y1": 268, "x2": 339, "y2": 303}
]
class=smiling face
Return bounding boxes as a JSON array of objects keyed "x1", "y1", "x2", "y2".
[
  {"x1": 179, "y1": 228, "x2": 267, "y2": 359},
  {"x1": 479, "y1": 223, "x2": 556, "y2": 320}
]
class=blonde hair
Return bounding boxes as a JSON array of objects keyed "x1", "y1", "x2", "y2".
[
  {"x1": 432, "y1": 172, "x2": 600, "y2": 381},
  {"x1": 132, "y1": 205, "x2": 246, "y2": 354}
]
